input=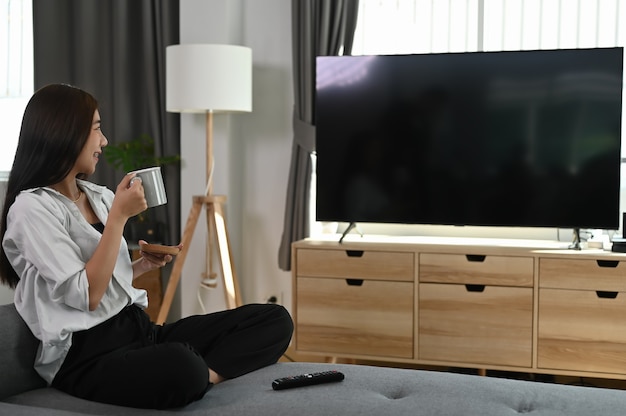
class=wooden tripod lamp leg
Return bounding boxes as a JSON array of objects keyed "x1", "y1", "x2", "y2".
[
  {"x1": 156, "y1": 111, "x2": 242, "y2": 323},
  {"x1": 211, "y1": 199, "x2": 242, "y2": 309},
  {"x1": 155, "y1": 195, "x2": 241, "y2": 324},
  {"x1": 155, "y1": 197, "x2": 204, "y2": 325}
]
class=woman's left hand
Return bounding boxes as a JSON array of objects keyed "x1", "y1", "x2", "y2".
[{"x1": 133, "y1": 240, "x2": 182, "y2": 277}]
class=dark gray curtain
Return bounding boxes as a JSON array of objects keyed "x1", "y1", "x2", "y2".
[
  {"x1": 278, "y1": 0, "x2": 359, "y2": 270},
  {"x1": 32, "y1": 0, "x2": 180, "y2": 245}
]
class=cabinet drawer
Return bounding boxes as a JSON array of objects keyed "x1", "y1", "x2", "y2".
[
  {"x1": 296, "y1": 248, "x2": 414, "y2": 282},
  {"x1": 419, "y1": 253, "x2": 533, "y2": 287},
  {"x1": 538, "y1": 288, "x2": 626, "y2": 374},
  {"x1": 419, "y1": 283, "x2": 533, "y2": 367},
  {"x1": 295, "y1": 277, "x2": 414, "y2": 358},
  {"x1": 540, "y1": 258, "x2": 626, "y2": 291}
]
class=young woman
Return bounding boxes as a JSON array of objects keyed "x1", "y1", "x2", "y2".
[{"x1": 0, "y1": 84, "x2": 293, "y2": 409}]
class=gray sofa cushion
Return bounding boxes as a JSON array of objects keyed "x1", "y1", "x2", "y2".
[
  {"x1": 4, "y1": 299, "x2": 626, "y2": 416},
  {"x1": 0, "y1": 303, "x2": 46, "y2": 400},
  {"x1": 0, "y1": 402, "x2": 89, "y2": 416},
  {"x1": 5, "y1": 362, "x2": 626, "y2": 415}
]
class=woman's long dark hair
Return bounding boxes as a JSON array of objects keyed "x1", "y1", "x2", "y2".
[{"x1": 0, "y1": 84, "x2": 99, "y2": 288}]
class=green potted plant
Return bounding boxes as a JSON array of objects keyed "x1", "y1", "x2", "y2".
[
  {"x1": 103, "y1": 133, "x2": 181, "y2": 242},
  {"x1": 104, "y1": 133, "x2": 180, "y2": 174}
]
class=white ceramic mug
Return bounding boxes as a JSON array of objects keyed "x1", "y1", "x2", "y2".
[{"x1": 128, "y1": 166, "x2": 167, "y2": 208}]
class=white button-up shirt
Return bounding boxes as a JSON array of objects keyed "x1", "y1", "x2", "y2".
[{"x1": 2, "y1": 179, "x2": 148, "y2": 384}]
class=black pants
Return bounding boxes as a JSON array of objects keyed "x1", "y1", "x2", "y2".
[{"x1": 51, "y1": 303, "x2": 293, "y2": 409}]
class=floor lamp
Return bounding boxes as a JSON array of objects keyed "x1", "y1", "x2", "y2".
[{"x1": 156, "y1": 44, "x2": 252, "y2": 325}]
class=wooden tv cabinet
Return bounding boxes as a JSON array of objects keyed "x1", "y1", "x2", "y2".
[{"x1": 291, "y1": 236, "x2": 626, "y2": 379}]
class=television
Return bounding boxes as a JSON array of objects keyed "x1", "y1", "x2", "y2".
[{"x1": 315, "y1": 47, "x2": 623, "y2": 231}]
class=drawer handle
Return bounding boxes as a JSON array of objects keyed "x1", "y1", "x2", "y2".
[
  {"x1": 596, "y1": 291, "x2": 619, "y2": 299},
  {"x1": 597, "y1": 260, "x2": 619, "y2": 268},
  {"x1": 466, "y1": 254, "x2": 486, "y2": 262},
  {"x1": 465, "y1": 284, "x2": 485, "y2": 292},
  {"x1": 346, "y1": 279, "x2": 364, "y2": 286},
  {"x1": 346, "y1": 250, "x2": 364, "y2": 258}
]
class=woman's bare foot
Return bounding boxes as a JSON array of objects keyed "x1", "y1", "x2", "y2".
[{"x1": 209, "y1": 368, "x2": 225, "y2": 384}]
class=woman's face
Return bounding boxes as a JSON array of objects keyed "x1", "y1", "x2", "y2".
[{"x1": 75, "y1": 110, "x2": 108, "y2": 175}]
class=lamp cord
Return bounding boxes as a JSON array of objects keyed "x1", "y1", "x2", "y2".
[{"x1": 204, "y1": 156, "x2": 215, "y2": 196}]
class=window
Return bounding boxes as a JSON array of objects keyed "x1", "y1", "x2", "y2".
[
  {"x1": 353, "y1": 0, "x2": 626, "y2": 55},
  {"x1": 1, "y1": 0, "x2": 33, "y2": 173}
]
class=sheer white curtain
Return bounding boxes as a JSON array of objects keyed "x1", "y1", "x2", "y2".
[
  {"x1": 353, "y1": 0, "x2": 626, "y2": 56},
  {"x1": 0, "y1": 0, "x2": 33, "y2": 173}
]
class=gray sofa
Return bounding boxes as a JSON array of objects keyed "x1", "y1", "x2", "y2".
[{"x1": 4, "y1": 302, "x2": 626, "y2": 415}]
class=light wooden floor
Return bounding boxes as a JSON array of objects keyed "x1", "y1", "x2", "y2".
[{"x1": 279, "y1": 344, "x2": 325, "y2": 364}]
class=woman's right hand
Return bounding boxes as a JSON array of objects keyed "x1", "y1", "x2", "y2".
[{"x1": 110, "y1": 174, "x2": 148, "y2": 221}]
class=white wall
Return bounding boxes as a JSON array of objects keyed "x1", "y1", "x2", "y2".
[{"x1": 176, "y1": 0, "x2": 293, "y2": 318}]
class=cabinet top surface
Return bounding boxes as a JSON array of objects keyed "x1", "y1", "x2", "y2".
[{"x1": 295, "y1": 235, "x2": 626, "y2": 259}]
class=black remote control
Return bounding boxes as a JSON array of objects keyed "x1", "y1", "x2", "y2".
[{"x1": 272, "y1": 370, "x2": 345, "y2": 390}]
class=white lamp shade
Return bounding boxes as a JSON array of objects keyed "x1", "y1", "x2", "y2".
[{"x1": 166, "y1": 44, "x2": 252, "y2": 113}]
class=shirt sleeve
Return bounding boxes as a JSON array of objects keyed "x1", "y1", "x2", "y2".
[{"x1": 3, "y1": 192, "x2": 91, "y2": 312}]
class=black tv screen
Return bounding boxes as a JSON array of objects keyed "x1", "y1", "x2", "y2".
[{"x1": 315, "y1": 47, "x2": 623, "y2": 230}]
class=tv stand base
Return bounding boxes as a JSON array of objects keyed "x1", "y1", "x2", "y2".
[
  {"x1": 569, "y1": 228, "x2": 582, "y2": 250},
  {"x1": 339, "y1": 222, "x2": 363, "y2": 244}
]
